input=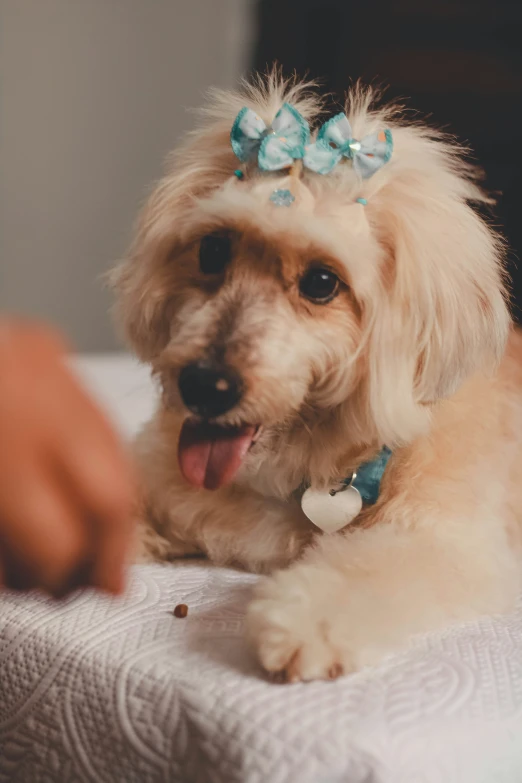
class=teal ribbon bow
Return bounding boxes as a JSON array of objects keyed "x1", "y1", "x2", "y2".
[
  {"x1": 230, "y1": 102, "x2": 310, "y2": 172},
  {"x1": 303, "y1": 113, "x2": 393, "y2": 178},
  {"x1": 230, "y1": 104, "x2": 392, "y2": 178}
]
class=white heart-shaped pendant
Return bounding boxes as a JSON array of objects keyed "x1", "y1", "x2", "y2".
[{"x1": 301, "y1": 485, "x2": 363, "y2": 533}]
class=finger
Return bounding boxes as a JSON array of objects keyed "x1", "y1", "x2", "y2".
[
  {"x1": 51, "y1": 428, "x2": 135, "y2": 594},
  {"x1": 42, "y1": 364, "x2": 136, "y2": 524},
  {"x1": 0, "y1": 463, "x2": 88, "y2": 596},
  {"x1": 27, "y1": 354, "x2": 135, "y2": 593},
  {"x1": 52, "y1": 559, "x2": 94, "y2": 599},
  {"x1": 3, "y1": 557, "x2": 92, "y2": 597},
  {"x1": 88, "y1": 519, "x2": 131, "y2": 595},
  {"x1": 3, "y1": 559, "x2": 40, "y2": 592}
]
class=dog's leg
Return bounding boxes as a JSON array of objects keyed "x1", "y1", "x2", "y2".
[
  {"x1": 133, "y1": 511, "x2": 204, "y2": 564},
  {"x1": 134, "y1": 522, "x2": 203, "y2": 564},
  {"x1": 246, "y1": 505, "x2": 521, "y2": 681}
]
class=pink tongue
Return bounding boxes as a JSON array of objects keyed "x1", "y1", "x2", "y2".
[{"x1": 178, "y1": 420, "x2": 256, "y2": 490}]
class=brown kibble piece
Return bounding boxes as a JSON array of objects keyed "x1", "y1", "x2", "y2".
[{"x1": 173, "y1": 603, "x2": 188, "y2": 618}]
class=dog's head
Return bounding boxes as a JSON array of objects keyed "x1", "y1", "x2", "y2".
[{"x1": 112, "y1": 76, "x2": 509, "y2": 491}]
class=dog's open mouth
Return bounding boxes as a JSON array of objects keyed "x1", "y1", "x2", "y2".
[{"x1": 178, "y1": 419, "x2": 261, "y2": 490}]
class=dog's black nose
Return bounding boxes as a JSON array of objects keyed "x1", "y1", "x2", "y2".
[{"x1": 178, "y1": 362, "x2": 243, "y2": 418}]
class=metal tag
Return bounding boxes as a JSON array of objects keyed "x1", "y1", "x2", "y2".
[{"x1": 301, "y1": 484, "x2": 363, "y2": 533}]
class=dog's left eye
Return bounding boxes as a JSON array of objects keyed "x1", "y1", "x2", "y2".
[
  {"x1": 199, "y1": 233, "x2": 232, "y2": 275},
  {"x1": 299, "y1": 267, "x2": 340, "y2": 304}
]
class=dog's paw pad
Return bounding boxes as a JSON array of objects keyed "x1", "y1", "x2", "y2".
[
  {"x1": 247, "y1": 574, "x2": 350, "y2": 682},
  {"x1": 265, "y1": 647, "x2": 345, "y2": 683}
]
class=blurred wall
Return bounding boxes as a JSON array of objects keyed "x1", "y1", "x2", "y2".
[{"x1": 0, "y1": 0, "x2": 254, "y2": 350}]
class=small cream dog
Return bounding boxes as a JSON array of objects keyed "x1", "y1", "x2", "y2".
[{"x1": 112, "y1": 75, "x2": 522, "y2": 682}]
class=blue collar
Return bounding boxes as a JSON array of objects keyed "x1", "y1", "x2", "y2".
[{"x1": 341, "y1": 446, "x2": 392, "y2": 505}]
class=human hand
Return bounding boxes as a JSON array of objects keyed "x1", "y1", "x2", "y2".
[{"x1": 0, "y1": 320, "x2": 135, "y2": 596}]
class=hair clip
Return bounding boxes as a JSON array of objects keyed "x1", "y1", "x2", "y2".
[
  {"x1": 230, "y1": 104, "x2": 392, "y2": 209},
  {"x1": 303, "y1": 114, "x2": 393, "y2": 179},
  {"x1": 231, "y1": 103, "x2": 310, "y2": 172}
]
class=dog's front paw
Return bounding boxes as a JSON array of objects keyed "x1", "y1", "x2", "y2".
[
  {"x1": 246, "y1": 565, "x2": 355, "y2": 682},
  {"x1": 133, "y1": 518, "x2": 172, "y2": 563},
  {"x1": 133, "y1": 517, "x2": 204, "y2": 564}
]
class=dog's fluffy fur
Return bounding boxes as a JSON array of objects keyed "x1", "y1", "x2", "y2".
[{"x1": 112, "y1": 74, "x2": 522, "y2": 681}]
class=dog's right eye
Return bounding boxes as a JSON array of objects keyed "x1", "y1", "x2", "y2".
[{"x1": 199, "y1": 234, "x2": 232, "y2": 275}]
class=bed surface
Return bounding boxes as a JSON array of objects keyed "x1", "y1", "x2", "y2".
[{"x1": 1, "y1": 354, "x2": 522, "y2": 783}]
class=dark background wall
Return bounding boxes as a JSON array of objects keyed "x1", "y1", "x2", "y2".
[{"x1": 252, "y1": 0, "x2": 522, "y2": 321}]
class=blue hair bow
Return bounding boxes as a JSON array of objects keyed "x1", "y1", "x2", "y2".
[
  {"x1": 303, "y1": 113, "x2": 393, "y2": 178},
  {"x1": 230, "y1": 104, "x2": 393, "y2": 179},
  {"x1": 230, "y1": 103, "x2": 310, "y2": 172}
]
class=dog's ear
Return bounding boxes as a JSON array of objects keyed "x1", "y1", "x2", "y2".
[
  {"x1": 109, "y1": 113, "x2": 238, "y2": 360},
  {"x1": 109, "y1": 233, "x2": 176, "y2": 362},
  {"x1": 364, "y1": 131, "x2": 510, "y2": 445}
]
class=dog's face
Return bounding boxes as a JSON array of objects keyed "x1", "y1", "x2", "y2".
[
  {"x1": 160, "y1": 224, "x2": 363, "y2": 423},
  {"x1": 139, "y1": 189, "x2": 379, "y2": 489},
  {"x1": 113, "y1": 80, "x2": 510, "y2": 490}
]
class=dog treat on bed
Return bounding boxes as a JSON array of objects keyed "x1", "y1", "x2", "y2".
[{"x1": 173, "y1": 603, "x2": 188, "y2": 618}]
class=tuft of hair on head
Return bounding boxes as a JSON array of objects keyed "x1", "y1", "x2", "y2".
[
  {"x1": 169, "y1": 66, "x2": 325, "y2": 207},
  {"x1": 201, "y1": 66, "x2": 324, "y2": 129}
]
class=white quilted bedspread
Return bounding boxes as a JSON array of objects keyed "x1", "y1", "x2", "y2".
[{"x1": 1, "y1": 354, "x2": 522, "y2": 783}]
